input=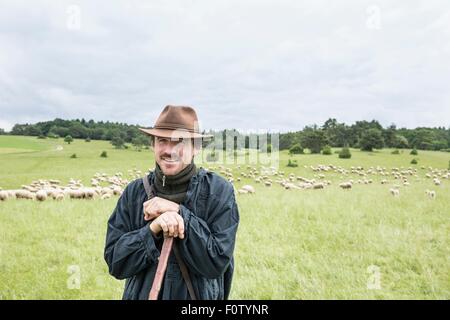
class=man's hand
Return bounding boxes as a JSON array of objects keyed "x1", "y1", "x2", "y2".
[
  {"x1": 143, "y1": 197, "x2": 180, "y2": 221},
  {"x1": 150, "y1": 211, "x2": 185, "y2": 239}
]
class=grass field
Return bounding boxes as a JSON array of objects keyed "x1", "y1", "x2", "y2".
[{"x1": 0, "y1": 135, "x2": 449, "y2": 299}]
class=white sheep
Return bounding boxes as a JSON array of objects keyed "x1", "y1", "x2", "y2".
[
  {"x1": 389, "y1": 188, "x2": 400, "y2": 197},
  {"x1": 241, "y1": 185, "x2": 255, "y2": 194},
  {"x1": 101, "y1": 193, "x2": 112, "y2": 200},
  {"x1": 339, "y1": 182, "x2": 352, "y2": 190},
  {"x1": 425, "y1": 190, "x2": 436, "y2": 199},
  {"x1": 0, "y1": 190, "x2": 9, "y2": 201},
  {"x1": 313, "y1": 183, "x2": 324, "y2": 189},
  {"x1": 36, "y1": 190, "x2": 48, "y2": 201},
  {"x1": 15, "y1": 190, "x2": 34, "y2": 200},
  {"x1": 52, "y1": 192, "x2": 65, "y2": 201}
]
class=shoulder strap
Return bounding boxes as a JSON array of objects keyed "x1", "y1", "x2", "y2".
[
  {"x1": 142, "y1": 175, "x2": 154, "y2": 200},
  {"x1": 173, "y1": 242, "x2": 197, "y2": 300},
  {"x1": 141, "y1": 176, "x2": 197, "y2": 300}
]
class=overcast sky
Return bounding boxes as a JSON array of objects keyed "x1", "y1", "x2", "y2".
[{"x1": 0, "y1": 0, "x2": 449, "y2": 132}]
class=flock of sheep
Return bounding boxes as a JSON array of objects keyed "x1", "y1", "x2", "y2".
[
  {"x1": 0, "y1": 168, "x2": 145, "y2": 202},
  {"x1": 204, "y1": 164, "x2": 448, "y2": 199},
  {"x1": 0, "y1": 164, "x2": 448, "y2": 202}
]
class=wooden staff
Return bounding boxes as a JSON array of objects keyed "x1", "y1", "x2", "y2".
[{"x1": 148, "y1": 236, "x2": 174, "y2": 300}]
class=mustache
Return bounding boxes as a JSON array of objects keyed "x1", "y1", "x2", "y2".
[{"x1": 160, "y1": 154, "x2": 180, "y2": 160}]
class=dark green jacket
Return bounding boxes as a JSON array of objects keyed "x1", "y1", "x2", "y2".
[{"x1": 104, "y1": 168, "x2": 239, "y2": 300}]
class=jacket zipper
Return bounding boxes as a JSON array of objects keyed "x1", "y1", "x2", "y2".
[{"x1": 162, "y1": 175, "x2": 166, "y2": 187}]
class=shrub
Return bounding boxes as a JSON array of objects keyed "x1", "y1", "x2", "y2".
[
  {"x1": 37, "y1": 134, "x2": 46, "y2": 139},
  {"x1": 70, "y1": 153, "x2": 77, "y2": 159},
  {"x1": 411, "y1": 158, "x2": 418, "y2": 164},
  {"x1": 85, "y1": 137, "x2": 91, "y2": 142},
  {"x1": 287, "y1": 159, "x2": 298, "y2": 167},
  {"x1": 339, "y1": 147, "x2": 352, "y2": 159},
  {"x1": 64, "y1": 135, "x2": 73, "y2": 144},
  {"x1": 111, "y1": 136, "x2": 125, "y2": 149},
  {"x1": 289, "y1": 144, "x2": 304, "y2": 155},
  {"x1": 322, "y1": 145, "x2": 332, "y2": 155},
  {"x1": 100, "y1": 151, "x2": 108, "y2": 158},
  {"x1": 391, "y1": 149, "x2": 400, "y2": 154},
  {"x1": 410, "y1": 148, "x2": 418, "y2": 155},
  {"x1": 47, "y1": 133, "x2": 59, "y2": 139}
]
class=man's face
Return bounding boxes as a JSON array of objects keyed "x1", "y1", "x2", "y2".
[{"x1": 153, "y1": 136, "x2": 197, "y2": 176}]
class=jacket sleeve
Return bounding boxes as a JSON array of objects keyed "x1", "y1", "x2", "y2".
[
  {"x1": 178, "y1": 183, "x2": 239, "y2": 279},
  {"x1": 104, "y1": 185, "x2": 160, "y2": 280}
]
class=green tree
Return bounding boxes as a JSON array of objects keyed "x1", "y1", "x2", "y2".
[
  {"x1": 339, "y1": 147, "x2": 352, "y2": 159},
  {"x1": 132, "y1": 135, "x2": 149, "y2": 151},
  {"x1": 289, "y1": 144, "x2": 304, "y2": 155},
  {"x1": 394, "y1": 135, "x2": 409, "y2": 149},
  {"x1": 111, "y1": 135, "x2": 125, "y2": 149},
  {"x1": 301, "y1": 129, "x2": 328, "y2": 154},
  {"x1": 322, "y1": 145, "x2": 332, "y2": 155},
  {"x1": 64, "y1": 135, "x2": 73, "y2": 144},
  {"x1": 359, "y1": 128, "x2": 384, "y2": 151}
]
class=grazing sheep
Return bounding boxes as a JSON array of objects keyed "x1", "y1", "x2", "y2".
[
  {"x1": 112, "y1": 186, "x2": 122, "y2": 196},
  {"x1": 389, "y1": 188, "x2": 400, "y2": 197},
  {"x1": 101, "y1": 193, "x2": 112, "y2": 200},
  {"x1": 69, "y1": 189, "x2": 84, "y2": 199},
  {"x1": 284, "y1": 183, "x2": 301, "y2": 190},
  {"x1": 339, "y1": 182, "x2": 352, "y2": 190},
  {"x1": 313, "y1": 183, "x2": 324, "y2": 189},
  {"x1": 0, "y1": 190, "x2": 9, "y2": 201},
  {"x1": 36, "y1": 190, "x2": 48, "y2": 201},
  {"x1": 425, "y1": 190, "x2": 436, "y2": 199},
  {"x1": 237, "y1": 189, "x2": 248, "y2": 194},
  {"x1": 433, "y1": 178, "x2": 441, "y2": 186},
  {"x1": 264, "y1": 181, "x2": 272, "y2": 187},
  {"x1": 298, "y1": 182, "x2": 313, "y2": 189},
  {"x1": 241, "y1": 185, "x2": 255, "y2": 194},
  {"x1": 84, "y1": 188, "x2": 96, "y2": 199},
  {"x1": 15, "y1": 190, "x2": 34, "y2": 200},
  {"x1": 52, "y1": 192, "x2": 65, "y2": 201}
]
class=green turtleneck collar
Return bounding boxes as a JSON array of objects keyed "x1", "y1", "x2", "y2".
[{"x1": 153, "y1": 161, "x2": 198, "y2": 204}]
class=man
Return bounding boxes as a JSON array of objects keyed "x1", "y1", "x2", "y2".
[{"x1": 104, "y1": 105, "x2": 239, "y2": 300}]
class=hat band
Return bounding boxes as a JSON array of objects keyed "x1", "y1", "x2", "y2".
[{"x1": 153, "y1": 124, "x2": 199, "y2": 133}]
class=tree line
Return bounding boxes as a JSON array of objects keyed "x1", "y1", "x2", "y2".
[{"x1": 1, "y1": 118, "x2": 449, "y2": 153}]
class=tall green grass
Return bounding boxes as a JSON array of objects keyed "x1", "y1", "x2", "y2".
[{"x1": 0, "y1": 136, "x2": 449, "y2": 299}]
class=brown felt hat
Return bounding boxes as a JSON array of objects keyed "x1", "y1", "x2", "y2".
[{"x1": 139, "y1": 105, "x2": 212, "y2": 139}]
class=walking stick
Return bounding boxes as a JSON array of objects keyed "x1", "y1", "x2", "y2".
[{"x1": 148, "y1": 236, "x2": 174, "y2": 300}]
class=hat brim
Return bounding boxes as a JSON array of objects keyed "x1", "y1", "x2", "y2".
[{"x1": 139, "y1": 128, "x2": 213, "y2": 139}]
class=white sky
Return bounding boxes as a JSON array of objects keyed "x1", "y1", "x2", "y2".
[{"x1": 0, "y1": 0, "x2": 449, "y2": 132}]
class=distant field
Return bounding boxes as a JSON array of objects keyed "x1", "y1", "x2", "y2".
[{"x1": 0, "y1": 135, "x2": 449, "y2": 299}]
